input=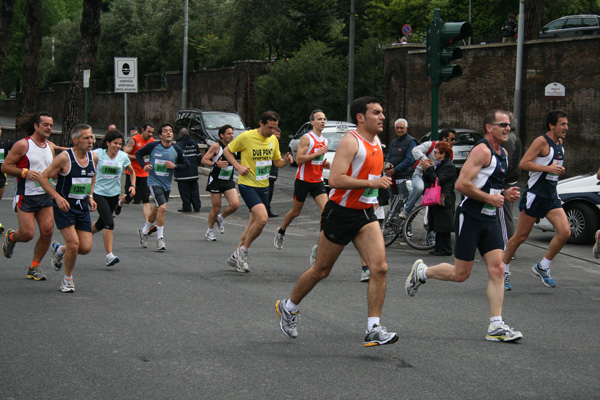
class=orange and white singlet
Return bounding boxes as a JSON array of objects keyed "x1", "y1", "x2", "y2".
[
  {"x1": 328, "y1": 130, "x2": 384, "y2": 210},
  {"x1": 295, "y1": 131, "x2": 328, "y2": 183}
]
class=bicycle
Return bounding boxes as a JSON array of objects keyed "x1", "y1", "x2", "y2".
[{"x1": 381, "y1": 179, "x2": 435, "y2": 250}]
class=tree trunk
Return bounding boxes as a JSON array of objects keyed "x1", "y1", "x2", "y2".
[
  {"x1": 524, "y1": 0, "x2": 545, "y2": 40},
  {"x1": 0, "y1": 0, "x2": 16, "y2": 94},
  {"x1": 16, "y1": 0, "x2": 42, "y2": 136},
  {"x1": 61, "y1": 0, "x2": 102, "y2": 146}
]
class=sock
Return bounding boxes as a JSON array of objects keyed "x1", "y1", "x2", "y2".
[
  {"x1": 9, "y1": 232, "x2": 15, "y2": 242},
  {"x1": 367, "y1": 317, "x2": 380, "y2": 330},
  {"x1": 142, "y1": 221, "x2": 152, "y2": 235},
  {"x1": 30, "y1": 261, "x2": 40, "y2": 269},
  {"x1": 285, "y1": 299, "x2": 299, "y2": 313},
  {"x1": 106, "y1": 252, "x2": 114, "y2": 259},
  {"x1": 217, "y1": 214, "x2": 224, "y2": 222},
  {"x1": 207, "y1": 228, "x2": 214, "y2": 233},
  {"x1": 240, "y1": 246, "x2": 248, "y2": 253},
  {"x1": 157, "y1": 226, "x2": 164, "y2": 239},
  {"x1": 541, "y1": 257, "x2": 551, "y2": 269},
  {"x1": 278, "y1": 228, "x2": 285, "y2": 235},
  {"x1": 490, "y1": 316, "x2": 503, "y2": 329},
  {"x1": 503, "y1": 262, "x2": 510, "y2": 274},
  {"x1": 64, "y1": 275, "x2": 73, "y2": 280},
  {"x1": 418, "y1": 267, "x2": 428, "y2": 282}
]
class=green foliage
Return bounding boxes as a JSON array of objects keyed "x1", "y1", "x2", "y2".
[{"x1": 256, "y1": 40, "x2": 347, "y2": 135}]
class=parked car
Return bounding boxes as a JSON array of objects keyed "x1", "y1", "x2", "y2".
[
  {"x1": 288, "y1": 120, "x2": 356, "y2": 187},
  {"x1": 533, "y1": 173, "x2": 600, "y2": 244},
  {"x1": 417, "y1": 129, "x2": 482, "y2": 170},
  {"x1": 539, "y1": 15, "x2": 600, "y2": 39},
  {"x1": 175, "y1": 109, "x2": 247, "y2": 145},
  {"x1": 287, "y1": 120, "x2": 356, "y2": 161}
]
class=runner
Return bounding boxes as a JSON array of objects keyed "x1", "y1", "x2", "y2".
[
  {"x1": 91, "y1": 129, "x2": 136, "y2": 266},
  {"x1": 38, "y1": 124, "x2": 98, "y2": 293},
  {"x1": 201, "y1": 124, "x2": 239, "y2": 241}
]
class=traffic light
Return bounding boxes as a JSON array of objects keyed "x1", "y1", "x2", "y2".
[{"x1": 438, "y1": 21, "x2": 472, "y2": 82}]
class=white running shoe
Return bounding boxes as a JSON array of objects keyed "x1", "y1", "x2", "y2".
[
  {"x1": 156, "y1": 238, "x2": 166, "y2": 251},
  {"x1": 309, "y1": 244, "x2": 318, "y2": 265},
  {"x1": 274, "y1": 229, "x2": 285, "y2": 250},
  {"x1": 51, "y1": 241, "x2": 64, "y2": 271},
  {"x1": 106, "y1": 253, "x2": 120, "y2": 267},
  {"x1": 216, "y1": 216, "x2": 225, "y2": 234},
  {"x1": 205, "y1": 230, "x2": 216, "y2": 241},
  {"x1": 236, "y1": 247, "x2": 249, "y2": 273},
  {"x1": 60, "y1": 277, "x2": 75, "y2": 293}
]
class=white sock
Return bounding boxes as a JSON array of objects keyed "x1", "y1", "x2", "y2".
[
  {"x1": 503, "y1": 262, "x2": 510, "y2": 274},
  {"x1": 217, "y1": 214, "x2": 224, "y2": 222},
  {"x1": 367, "y1": 317, "x2": 380, "y2": 330},
  {"x1": 106, "y1": 252, "x2": 113, "y2": 259},
  {"x1": 142, "y1": 221, "x2": 152, "y2": 235},
  {"x1": 240, "y1": 246, "x2": 248, "y2": 253},
  {"x1": 418, "y1": 267, "x2": 428, "y2": 282},
  {"x1": 541, "y1": 257, "x2": 551, "y2": 269},
  {"x1": 490, "y1": 316, "x2": 503, "y2": 329},
  {"x1": 285, "y1": 299, "x2": 299, "y2": 313},
  {"x1": 157, "y1": 226, "x2": 164, "y2": 239},
  {"x1": 207, "y1": 228, "x2": 214, "y2": 233},
  {"x1": 64, "y1": 275, "x2": 73, "y2": 280}
]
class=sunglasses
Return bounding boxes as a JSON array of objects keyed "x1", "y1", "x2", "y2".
[{"x1": 491, "y1": 122, "x2": 511, "y2": 128}]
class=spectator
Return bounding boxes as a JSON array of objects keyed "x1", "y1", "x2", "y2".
[
  {"x1": 422, "y1": 141, "x2": 456, "y2": 256},
  {"x1": 501, "y1": 14, "x2": 517, "y2": 43},
  {"x1": 174, "y1": 128, "x2": 202, "y2": 212}
]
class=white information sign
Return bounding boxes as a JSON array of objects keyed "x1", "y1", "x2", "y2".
[
  {"x1": 544, "y1": 82, "x2": 565, "y2": 100},
  {"x1": 114, "y1": 57, "x2": 138, "y2": 93},
  {"x1": 83, "y1": 69, "x2": 90, "y2": 88}
]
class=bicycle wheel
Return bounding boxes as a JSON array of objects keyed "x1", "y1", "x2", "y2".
[
  {"x1": 381, "y1": 196, "x2": 403, "y2": 247},
  {"x1": 403, "y1": 205, "x2": 435, "y2": 250}
]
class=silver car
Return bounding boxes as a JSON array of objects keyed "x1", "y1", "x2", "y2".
[{"x1": 539, "y1": 15, "x2": 600, "y2": 39}]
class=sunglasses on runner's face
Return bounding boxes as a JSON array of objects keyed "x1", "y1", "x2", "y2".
[{"x1": 491, "y1": 122, "x2": 511, "y2": 128}]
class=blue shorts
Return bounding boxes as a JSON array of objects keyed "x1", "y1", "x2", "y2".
[
  {"x1": 321, "y1": 200, "x2": 377, "y2": 245},
  {"x1": 454, "y1": 210, "x2": 503, "y2": 261},
  {"x1": 13, "y1": 194, "x2": 53, "y2": 213},
  {"x1": 150, "y1": 185, "x2": 170, "y2": 207},
  {"x1": 238, "y1": 184, "x2": 269, "y2": 210},
  {"x1": 53, "y1": 201, "x2": 92, "y2": 232},
  {"x1": 519, "y1": 191, "x2": 562, "y2": 219},
  {"x1": 294, "y1": 180, "x2": 327, "y2": 202}
]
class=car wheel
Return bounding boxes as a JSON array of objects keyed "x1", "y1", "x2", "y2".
[{"x1": 564, "y1": 202, "x2": 598, "y2": 245}]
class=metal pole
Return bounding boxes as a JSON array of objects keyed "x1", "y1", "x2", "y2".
[
  {"x1": 468, "y1": 0, "x2": 471, "y2": 46},
  {"x1": 346, "y1": 0, "x2": 355, "y2": 122},
  {"x1": 513, "y1": 0, "x2": 525, "y2": 136},
  {"x1": 124, "y1": 93, "x2": 128, "y2": 136},
  {"x1": 182, "y1": 0, "x2": 189, "y2": 109},
  {"x1": 430, "y1": 9, "x2": 441, "y2": 139},
  {"x1": 85, "y1": 88, "x2": 88, "y2": 123}
]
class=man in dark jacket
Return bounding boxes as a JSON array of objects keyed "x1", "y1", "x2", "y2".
[
  {"x1": 384, "y1": 118, "x2": 416, "y2": 199},
  {"x1": 174, "y1": 128, "x2": 202, "y2": 212}
]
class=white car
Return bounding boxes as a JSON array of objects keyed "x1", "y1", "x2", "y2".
[
  {"x1": 418, "y1": 129, "x2": 482, "y2": 170},
  {"x1": 533, "y1": 173, "x2": 600, "y2": 244},
  {"x1": 288, "y1": 120, "x2": 356, "y2": 187}
]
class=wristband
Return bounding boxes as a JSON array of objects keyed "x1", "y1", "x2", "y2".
[
  {"x1": 21, "y1": 168, "x2": 29, "y2": 178},
  {"x1": 131, "y1": 185, "x2": 136, "y2": 188}
]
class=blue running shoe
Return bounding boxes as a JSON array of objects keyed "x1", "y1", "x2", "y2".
[
  {"x1": 531, "y1": 263, "x2": 555, "y2": 288},
  {"x1": 504, "y1": 272, "x2": 512, "y2": 291}
]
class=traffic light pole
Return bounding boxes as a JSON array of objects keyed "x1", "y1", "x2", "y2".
[{"x1": 430, "y1": 9, "x2": 442, "y2": 140}]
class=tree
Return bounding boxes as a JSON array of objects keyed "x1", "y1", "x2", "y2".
[
  {"x1": 524, "y1": 0, "x2": 545, "y2": 40},
  {"x1": 61, "y1": 0, "x2": 101, "y2": 145},
  {"x1": 0, "y1": 0, "x2": 16, "y2": 95},
  {"x1": 16, "y1": 0, "x2": 43, "y2": 136}
]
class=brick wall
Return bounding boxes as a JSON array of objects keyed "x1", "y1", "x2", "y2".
[{"x1": 384, "y1": 36, "x2": 600, "y2": 177}]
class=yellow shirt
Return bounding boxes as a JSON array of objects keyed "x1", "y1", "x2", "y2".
[{"x1": 228, "y1": 129, "x2": 282, "y2": 188}]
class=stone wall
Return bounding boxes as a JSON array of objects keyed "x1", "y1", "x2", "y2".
[{"x1": 383, "y1": 36, "x2": 600, "y2": 177}]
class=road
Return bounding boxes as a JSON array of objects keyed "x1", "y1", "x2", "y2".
[{"x1": 1, "y1": 166, "x2": 599, "y2": 399}]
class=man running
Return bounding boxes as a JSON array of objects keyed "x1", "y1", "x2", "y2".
[
  {"x1": 39, "y1": 124, "x2": 98, "y2": 293},
  {"x1": 222, "y1": 111, "x2": 293, "y2": 272},
  {"x1": 274, "y1": 109, "x2": 330, "y2": 250},
  {"x1": 405, "y1": 109, "x2": 523, "y2": 342},
  {"x1": 123, "y1": 124, "x2": 154, "y2": 211},
  {"x1": 201, "y1": 124, "x2": 239, "y2": 241},
  {"x1": 135, "y1": 123, "x2": 189, "y2": 251},
  {"x1": 276, "y1": 96, "x2": 398, "y2": 347},
  {"x1": 502, "y1": 110, "x2": 570, "y2": 289},
  {"x1": 1, "y1": 112, "x2": 60, "y2": 281}
]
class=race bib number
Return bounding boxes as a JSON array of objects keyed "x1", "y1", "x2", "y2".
[
  {"x1": 69, "y1": 177, "x2": 92, "y2": 199},
  {"x1": 255, "y1": 160, "x2": 272, "y2": 181},
  {"x1": 359, "y1": 174, "x2": 380, "y2": 204},
  {"x1": 154, "y1": 159, "x2": 169, "y2": 176},
  {"x1": 99, "y1": 160, "x2": 121, "y2": 180},
  {"x1": 481, "y1": 188, "x2": 501, "y2": 216},
  {"x1": 218, "y1": 165, "x2": 234, "y2": 180},
  {"x1": 0, "y1": 149, "x2": 4, "y2": 162},
  {"x1": 546, "y1": 160, "x2": 563, "y2": 182}
]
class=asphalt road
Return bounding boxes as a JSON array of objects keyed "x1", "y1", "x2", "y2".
[{"x1": 1, "y1": 166, "x2": 599, "y2": 399}]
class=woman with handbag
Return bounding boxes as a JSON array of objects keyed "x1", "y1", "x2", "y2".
[{"x1": 421, "y1": 141, "x2": 456, "y2": 256}]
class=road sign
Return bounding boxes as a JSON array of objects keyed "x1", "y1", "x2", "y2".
[
  {"x1": 83, "y1": 69, "x2": 90, "y2": 88},
  {"x1": 402, "y1": 24, "x2": 412, "y2": 36},
  {"x1": 114, "y1": 57, "x2": 138, "y2": 93},
  {"x1": 544, "y1": 82, "x2": 566, "y2": 100}
]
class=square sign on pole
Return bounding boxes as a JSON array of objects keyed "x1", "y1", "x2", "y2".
[{"x1": 114, "y1": 57, "x2": 138, "y2": 93}]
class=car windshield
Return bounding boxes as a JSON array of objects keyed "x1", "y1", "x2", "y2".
[
  {"x1": 323, "y1": 132, "x2": 346, "y2": 151},
  {"x1": 202, "y1": 113, "x2": 245, "y2": 130},
  {"x1": 455, "y1": 132, "x2": 481, "y2": 145}
]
